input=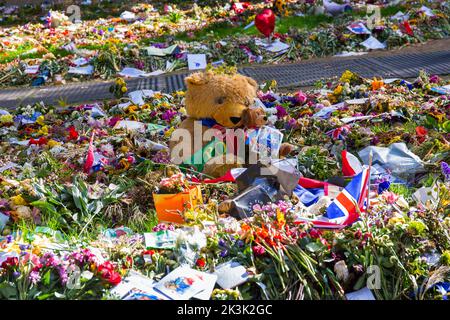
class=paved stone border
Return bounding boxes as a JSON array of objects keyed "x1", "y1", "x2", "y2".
[{"x1": 1, "y1": 50, "x2": 449, "y2": 109}]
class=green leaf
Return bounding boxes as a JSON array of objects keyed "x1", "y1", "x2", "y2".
[
  {"x1": 0, "y1": 282, "x2": 17, "y2": 299},
  {"x1": 30, "y1": 200, "x2": 58, "y2": 216},
  {"x1": 42, "y1": 270, "x2": 51, "y2": 286},
  {"x1": 442, "y1": 120, "x2": 450, "y2": 133},
  {"x1": 305, "y1": 242, "x2": 323, "y2": 253},
  {"x1": 37, "y1": 293, "x2": 54, "y2": 300}
]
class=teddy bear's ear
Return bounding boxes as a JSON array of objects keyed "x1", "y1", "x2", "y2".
[
  {"x1": 185, "y1": 72, "x2": 211, "y2": 87},
  {"x1": 245, "y1": 76, "x2": 258, "y2": 90}
]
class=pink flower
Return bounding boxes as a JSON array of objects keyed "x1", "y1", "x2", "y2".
[
  {"x1": 29, "y1": 270, "x2": 41, "y2": 285},
  {"x1": 295, "y1": 91, "x2": 307, "y2": 104},
  {"x1": 252, "y1": 245, "x2": 266, "y2": 256},
  {"x1": 382, "y1": 191, "x2": 399, "y2": 204}
]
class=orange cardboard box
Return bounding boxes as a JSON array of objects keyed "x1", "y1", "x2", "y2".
[{"x1": 153, "y1": 185, "x2": 203, "y2": 224}]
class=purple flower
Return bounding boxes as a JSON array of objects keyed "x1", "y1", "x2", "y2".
[
  {"x1": 441, "y1": 162, "x2": 450, "y2": 180},
  {"x1": 151, "y1": 150, "x2": 171, "y2": 164},
  {"x1": 19, "y1": 244, "x2": 30, "y2": 251},
  {"x1": 275, "y1": 105, "x2": 288, "y2": 118},
  {"x1": 40, "y1": 252, "x2": 59, "y2": 267},
  {"x1": 12, "y1": 271, "x2": 21, "y2": 278},
  {"x1": 236, "y1": 240, "x2": 244, "y2": 248},
  {"x1": 218, "y1": 239, "x2": 227, "y2": 247},
  {"x1": 219, "y1": 249, "x2": 228, "y2": 258},
  {"x1": 29, "y1": 270, "x2": 41, "y2": 285},
  {"x1": 286, "y1": 118, "x2": 298, "y2": 130},
  {"x1": 57, "y1": 266, "x2": 68, "y2": 285},
  {"x1": 277, "y1": 200, "x2": 290, "y2": 213},
  {"x1": 429, "y1": 75, "x2": 440, "y2": 84},
  {"x1": 161, "y1": 109, "x2": 177, "y2": 123},
  {"x1": 134, "y1": 60, "x2": 145, "y2": 70}
]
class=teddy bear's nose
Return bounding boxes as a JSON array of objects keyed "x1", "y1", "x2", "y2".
[
  {"x1": 263, "y1": 116, "x2": 268, "y2": 121},
  {"x1": 230, "y1": 117, "x2": 241, "y2": 125}
]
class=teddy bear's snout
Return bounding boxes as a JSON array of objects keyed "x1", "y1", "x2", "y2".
[
  {"x1": 263, "y1": 116, "x2": 268, "y2": 121},
  {"x1": 230, "y1": 117, "x2": 242, "y2": 125}
]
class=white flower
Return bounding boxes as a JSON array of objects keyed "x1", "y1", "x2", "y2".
[{"x1": 334, "y1": 260, "x2": 349, "y2": 282}]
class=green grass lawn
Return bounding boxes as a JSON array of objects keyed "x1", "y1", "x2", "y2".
[
  {"x1": 168, "y1": 4, "x2": 407, "y2": 42},
  {"x1": 0, "y1": 4, "x2": 407, "y2": 65}
]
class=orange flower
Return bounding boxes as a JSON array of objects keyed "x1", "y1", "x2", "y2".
[{"x1": 372, "y1": 78, "x2": 384, "y2": 91}]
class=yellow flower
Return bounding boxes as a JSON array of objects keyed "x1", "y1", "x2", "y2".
[
  {"x1": 179, "y1": 107, "x2": 187, "y2": 115},
  {"x1": 0, "y1": 114, "x2": 13, "y2": 124},
  {"x1": 120, "y1": 146, "x2": 129, "y2": 153},
  {"x1": 388, "y1": 216, "x2": 405, "y2": 225},
  {"x1": 11, "y1": 195, "x2": 27, "y2": 206},
  {"x1": 165, "y1": 127, "x2": 175, "y2": 137},
  {"x1": 334, "y1": 85, "x2": 343, "y2": 96},
  {"x1": 276, "y1": 209, "x2": 285, "y2": 225},
  {"x1": 175, "y1": 91, "x2": 185, "y2": 96},
  {"x1": 37, "y1": 125, "x2": 49, "y2": 136},
  {"x1": 127, "y1": 105, "x2": 138, "y2": 113},
  {"x1": 119, "y1": 158, "x2": 131, "y2": 170},
  {"x1": 340, "y1": 70, "x2": 355, "y2": 83},
  {"x1": 121, "y1": 86, "x2": 127, "y2": 93},
  {"x1": 36, "y1": 115, "x2": 45, "y2": 126},
  {"x1": 47, "y1": 139, "x2": 60, "y2": 148}
]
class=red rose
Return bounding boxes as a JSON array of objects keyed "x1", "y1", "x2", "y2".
[
  {"x1": 309, "y1": 228, "x2": 321, "y2": 239},
  {"x1": 107, "y1": 271, "x2": 122, "y2": 286},
  {"x1": 1, "y1": 257, "x2": 18, "y2": 269},
  {"x1": 196, "y1": 258, "x2": 206, "y2": 268},
  {"x1": 415, "y1": 126, "x2": 428, "y2": 136},
  {"x1": 415, "y1": 126, "x2": 428, "y2": 143},
  {"x1": 97, "y1": 261, "x2": 114, "y2": 273},
  {"x1": 67, "y1": 126, "x2": 79, "y2": 141},
  {"x1": 142, "y1": 249, "x2": 155, "y2": 256}
]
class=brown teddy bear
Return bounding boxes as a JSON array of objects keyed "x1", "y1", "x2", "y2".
[{"x1": 169, "y1": 71, "x2": 293, "y2": 178}]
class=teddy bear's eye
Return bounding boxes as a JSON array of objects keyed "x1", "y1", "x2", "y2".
[{"x1": 215, "y1": 97, "x2": 226, "y2": 105}]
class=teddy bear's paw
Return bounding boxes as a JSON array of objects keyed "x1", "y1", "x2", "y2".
[
  {"x1": 218, "y1": 200, "x2": 233, "y2": 214},
  {"x1": 203, "y1": 156, "x2": 243, "y2": 178}
]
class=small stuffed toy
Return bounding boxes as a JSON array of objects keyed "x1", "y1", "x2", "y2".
[
  {"x1": 240, "y1": 107, "x2": 268, "y2": 129},
  {"x1": 240, "y1": 107, "x2": 294, "y2": 158}
]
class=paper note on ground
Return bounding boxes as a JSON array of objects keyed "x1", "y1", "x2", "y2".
[
  {"x1": 187, "y1": 54, "x2": 207, "y2": 70},
  {"x1": 361, "y1": 36, "x2": 386, "y2": 50}
]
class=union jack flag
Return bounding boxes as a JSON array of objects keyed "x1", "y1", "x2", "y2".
[
  {"x1": 296, "y1": 167, "x2": 370, "y2": 229},
  {"x1": 326, "y1": 125, "x2": 351, "y2": 141}
]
